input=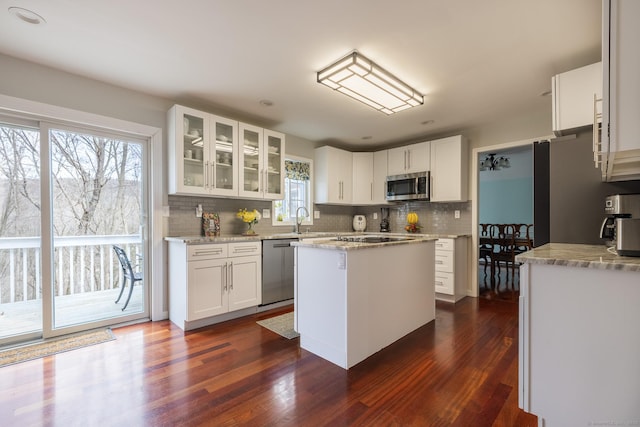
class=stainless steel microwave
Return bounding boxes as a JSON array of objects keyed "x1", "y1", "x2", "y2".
[{"x1": 386, "y1": 171, "x2": 430, "y2": 201}]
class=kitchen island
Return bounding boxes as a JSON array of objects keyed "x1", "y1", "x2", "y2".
[
  {"x1": 292, "y1": 235, "x2": 437, "y2": 369},
  {"x1": 517, "y1": 243, "x2": 640, "y2": 427}
]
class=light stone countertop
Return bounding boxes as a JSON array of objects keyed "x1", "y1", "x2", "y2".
[
  {"x1": 516, "y1": 243, "x2": 640, "y2": 272},
  {"x1": 164, "y1": 232, "x2": 468, "y2": 245},
  {"x1": 291, "y1": 236, "x2": 438, "y2": 251}
]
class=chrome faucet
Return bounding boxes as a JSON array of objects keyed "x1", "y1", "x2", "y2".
[{"x1": 295, "y1": 206, "x2": 310, "y2": 234}]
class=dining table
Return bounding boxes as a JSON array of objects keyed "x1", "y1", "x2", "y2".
[{"x1": 479, "y1": 225, "x2": 533, "y2": 292}]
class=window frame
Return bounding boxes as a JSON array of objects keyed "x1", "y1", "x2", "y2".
[{"x1": 272, "y1": 155, "x2": 313, "y2": 227}]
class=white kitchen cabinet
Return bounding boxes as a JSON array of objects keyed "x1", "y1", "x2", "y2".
[
  {"x1": 430, "y1": 135, "x2": 468, "y2": 202},
  {"x1": 168, "y1": 241, "x2": 262, "y2": 330},
  {"x1": 168, "y1": 104, "x2": 238, "y2": 197},
  {"x1": 372, "y1": 150, "x2": 388, "y2": 204},
  {"x1": 518, "y1": 258, "x2": 640, "y2": 426},
  {"x1": 434, "y1": 237, "x2": 468, "y2": 303},
  {"x1": 552, "y1": 62, "x2": 602, "y2": 136},
  {"x1": 352, "y1": 152, "x2": 373, "y2": 205},
  {"x1": 238, "y1": 123, "x2": 285, "y2": 200},
  {"x1": 314, "y1": 146, "x2": 353, "y2": 204},
  {"x1": 387, "y1": 141, "x2": 430, "y2": 175},
  {"x1": 599, "y1": 0, "x2": 640, "y2": 181}
]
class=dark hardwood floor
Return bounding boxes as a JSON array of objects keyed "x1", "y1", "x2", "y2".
[{"x1": 0, "y1": 298, "x2": 536, "y2": 426}]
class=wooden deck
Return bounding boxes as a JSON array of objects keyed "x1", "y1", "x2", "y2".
[{"x1": 0, "y1": 286, "x2": 143, "y2": 339}]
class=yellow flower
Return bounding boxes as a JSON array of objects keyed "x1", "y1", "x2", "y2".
[{"x1": 236, "y1": 208, "x2": 261, "y2": 224}]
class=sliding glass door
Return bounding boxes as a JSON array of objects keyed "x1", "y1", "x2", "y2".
[
  {"x1": 0, "y1": 121, "x2": 42, "y2": 343},
  {"x1": 48, "y1": 126, "x2": 146, "y2": 330},
  {"x1": 0, "y1": 118, "x2": 149, "y2": 345}
]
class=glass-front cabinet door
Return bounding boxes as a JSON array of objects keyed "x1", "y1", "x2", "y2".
[
  {"x1": 239, "y1": 123, "x2": 263, "y2": 198},
  {"x1": 169, "y1": 105, "x2": 238, "y2": 197},
  {"x1": 264, "y1": 130, "x2": 285, "y2": 199},
  {"x1": 173, "y1": 106, "x2": 208, "y2": 194},
  {"x1": 210, "y1": 116, "x2": 238, "y2": 197}
]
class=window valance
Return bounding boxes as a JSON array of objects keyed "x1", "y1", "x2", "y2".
[{"x1": 285, "y1": 159, "x2": 310, "y2": 181}]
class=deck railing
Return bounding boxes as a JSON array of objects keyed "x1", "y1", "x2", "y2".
[{"x1": 0, "y1": 235, "x2": 142, "y2": 304}]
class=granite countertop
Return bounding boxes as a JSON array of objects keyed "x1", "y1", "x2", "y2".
[
  {"x1": 291, "y1": 236, "x2": 438, "y2": 251},
  {"x1": 516, "y1": 243, "x2": 640, "y2": 272},
  {"x1": 164, "y1": 231, "x2": 468, "y2": 245},
  {"x1": 164, "y1": 232, "x2": 345, "y2": 244}
]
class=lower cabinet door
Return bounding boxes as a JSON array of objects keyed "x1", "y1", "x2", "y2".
[
  {"x1": 435, "y1": 271, "x2": 454, "y2": 295},
  {"x1": 228, "y1": 255, "x2": 261, "y2": 311},
  {"x1": 187, "y1": 258, "x2": 227, "y2": 320}
]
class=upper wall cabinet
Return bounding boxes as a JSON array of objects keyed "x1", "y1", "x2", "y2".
[
  {"x1": 168, "y1": 105, "x2": 238, "y2": 197},
  {"x1": 314, "y1": 146, "x2": 353, "y2": 205},
  {"x1": 552, "y1": 62, "x2": 602, "y2": 136},
  {"x1": 168, "y1": 105, "x2": 284, "y2": 198},
  {"x1": 387, "y1": 141, "x2": 430, "y2": 175},
  {"x1": 372, "y1": 150, "x2": 388, "y2": 205},
  {"x1": 238, "y1": 123, "x2": 285, "y2": 200},
  {"x1": 352, "y1": 152, "x2": 374, "y2": 205},
  {"x1": 599, "y1": 0, "x2": 640, "y2": 181},
  {"x1": 430, "y1": 135, "x2": 468, "y2": 202}
]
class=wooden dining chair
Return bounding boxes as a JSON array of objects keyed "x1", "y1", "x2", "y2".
[
  {"x1": 479, "y1": 224, "x2": 494, "y2": 286},
  {"x1": 513, "y1": 223, "x2": 534, "y2": 255},
  {"x1": 490, "y1": 224, "x2": 517, "y2": 291}
]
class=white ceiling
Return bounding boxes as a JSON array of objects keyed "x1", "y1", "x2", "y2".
[{"x1": 0, "y1": 0, "x2": 601, "y2": 148}]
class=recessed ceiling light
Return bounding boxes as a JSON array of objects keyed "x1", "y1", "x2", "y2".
[
  {"x1": 259, "y1": 99, "x2": 274, "y2": 107},
  {"x1": 420, "y1": 120, "x2": 434, "y2": 126},
  {"x1": 8, "y1": 7, "x2": 46, "y2": 25}
]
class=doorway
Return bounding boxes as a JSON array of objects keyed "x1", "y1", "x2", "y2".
[
  {"x1": 0, "y1": 118, "x2": 149, "y2": 346},
  {"x1": 471, "y1": 136, "x2": 551, "y2": 300}
]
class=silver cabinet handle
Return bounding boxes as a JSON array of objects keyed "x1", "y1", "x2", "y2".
[
  {"x1": 223, "y1": 262, "x2": 228, "y2": 291},
  {"x1": 193, "y1": 248, "x2": 223, "y2": 257},
  {"x1": 404, "y1": 150, "x2": 407, "y2": 170},
  {"x1": 229, "y1": 261, "x2": 233, "y2": 290},
  {"x1": 210, "y1": 163, "x2": 215, "y2": 188},
  {"x1": 203, "y1": 161, "x2": 209, "y2": 189},
  {"x1": 233, "y1": 246, "x2": 257, "y2": 253},
  {"x1": 407, "y1": 150, "x2": 411, "y2": 170},
  {"x1": 264, "y1": 169, "x2": 268, "y2": 194}
]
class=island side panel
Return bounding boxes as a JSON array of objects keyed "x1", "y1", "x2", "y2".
[
  {"x1": 524, "y1": 263, "x2": 640, "y2": 426},
  {"x1": 296, "y1": 247, "x2": 348, "y2": 368},
  {"x1": 346, "y1": 241, "x2": 436, "y2": 368}
]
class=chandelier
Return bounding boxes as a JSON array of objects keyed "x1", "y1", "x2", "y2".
[
  {"x1": 317, "y1": 51, "x2": 423, "y2": 115},
  {"x1": 479, "y1": 153, "x2": 510, "y2": 171}
]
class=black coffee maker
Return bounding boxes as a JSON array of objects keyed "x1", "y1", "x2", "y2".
[{"x1": 380, "y1": 208, "x2": 390, "y2": 232}]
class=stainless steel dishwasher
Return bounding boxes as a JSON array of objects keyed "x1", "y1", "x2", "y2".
[{"x1": 261, "y1": 238, "x2": 296, "y2": 305}]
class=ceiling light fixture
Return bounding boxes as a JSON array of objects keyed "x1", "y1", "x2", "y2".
[
  {"x1": 8, "y1": 7, "x2": 46, "y2": 25},
  {"x1": 317, "y1": 51, "x2": 423, "y2": 115},
  {"x1": 479, "y1": 153, "x2": 511, "y2": 171}
]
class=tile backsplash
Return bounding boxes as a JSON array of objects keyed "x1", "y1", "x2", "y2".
[{"x1": 167, "y1": 196, "x2": 471, "y2": 237}]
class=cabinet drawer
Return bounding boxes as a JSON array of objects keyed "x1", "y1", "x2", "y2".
[
  {"x1": 435, "y1": 250, "x2": 454, "y2": 272},
  {"x1": 435, "y1": 238, "x2": 454, "y2": 251},
  {"x1": 435, "y1": 271, "x2": 454, "y2": 295},
  {"x1": 228, "y1": 241, "x2": 261, "y2": 257},
  {"x1": 188, "y1": 244, "x2": 228, "y2": 261}
]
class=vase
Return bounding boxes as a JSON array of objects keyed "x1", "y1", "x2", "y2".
[{"x1": 243, "y1": 222, "x2": 257, "y2": 236}]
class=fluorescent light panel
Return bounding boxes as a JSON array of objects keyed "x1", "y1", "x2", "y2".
[{"x1": 318, "y1": 51, "x2": 423, "y2": 115}]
